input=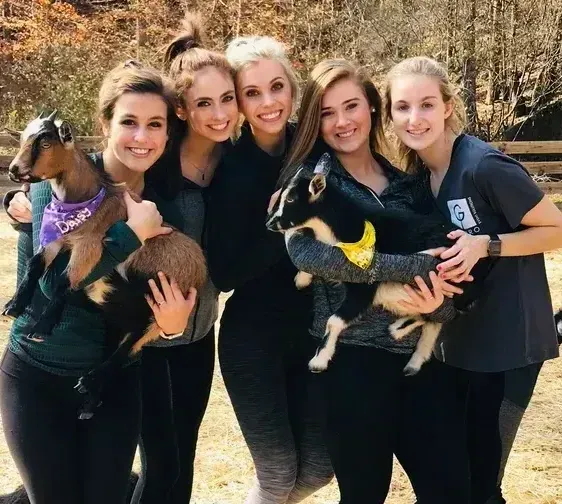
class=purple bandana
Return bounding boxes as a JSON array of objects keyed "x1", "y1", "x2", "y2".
[{"x1": 39, "y1": 188, "x2": 106, "y2": 247}]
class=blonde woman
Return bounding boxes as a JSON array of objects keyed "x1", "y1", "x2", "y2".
[
  {"x1": 385, "y1": 56, "x2": 562, "y2": 504},
  {"x1": 206, "y1": 37, "x2": 333, "y2": 504}
]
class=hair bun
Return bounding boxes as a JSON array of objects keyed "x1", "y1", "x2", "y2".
[{"x1": 164, "y1": 12, "x2": 204, "y2": 68}]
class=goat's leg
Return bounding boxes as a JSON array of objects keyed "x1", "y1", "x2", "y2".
[
  {"x1": 27, "y1": 278, "x2": 71, "y2": 339},
  {"x1": 309, "y1": 282, "x2": 374, "y2": 373},
  {"x1": 66, "y1": 238, "x2": 104, "y2": 289},
  {"x1": 403, "y1": 322, "x2": 442, "y2": 376},
  {"x1": 75, "y1": 322, "x2": 159, "y2": 420},
  {"x1": 3, "y1": 253, "x2": 46, "y2": 318},
  {"x1": 389, "y1": 317, "x2": 426, "y2": 340}
]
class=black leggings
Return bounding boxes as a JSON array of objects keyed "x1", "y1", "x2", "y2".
[
  {"x1": 324, "y1": 344, "x2": 470, "y2": 504},
  {"x1": 0, "y1": 348, "x2": 141, "y2": 504},
  {"x1": 218, "y1": 319, "x2": 333, "y2": 504},
  {"x1": 131, "y1": 331, "x2": 215, "y2": 504},
  {"x1": 444, "y1": 362, "x2": 543, "y2": 504}
]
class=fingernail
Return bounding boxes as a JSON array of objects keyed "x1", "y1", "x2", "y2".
[{"x1": 158, "y1": 271, "x2": 164, "y2": 277}]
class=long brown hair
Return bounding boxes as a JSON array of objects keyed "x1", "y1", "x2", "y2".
[
  {"x1": 163, "y1": 12, "x2": 234, "y2": 107},
  {"x1": 280, "y1": 59, "x2": 388, "y2": 185},
  {"x1": 384, "y1": 56, "x2": 466, "y2": 174}
]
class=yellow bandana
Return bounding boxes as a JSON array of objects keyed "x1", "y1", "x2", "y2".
[{"x1": 335, "y1": 221, "x2": 376, "y2": 269}]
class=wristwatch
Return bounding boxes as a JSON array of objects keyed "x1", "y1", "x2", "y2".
[{"x1": 487, "y1": 233, "x2": 502, "y2": 257}]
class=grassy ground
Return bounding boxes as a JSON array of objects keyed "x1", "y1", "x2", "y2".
[{"x1": 0, "y1": 212, "x2": 561, "y2": 503}]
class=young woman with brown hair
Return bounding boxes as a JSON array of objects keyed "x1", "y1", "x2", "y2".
[{"x1": 282, "y1": 58, "x2": 471, "y2": 504}]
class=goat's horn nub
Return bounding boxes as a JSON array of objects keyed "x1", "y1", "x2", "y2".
[
  {"x1": 313, "y1": 152, "x2": 331, "y2": 175},
  {"x1": 47, "y1": 110, "x2": 58, "y2": 122},
  {"x1": 38, "y1": 110, "x2": 47, "y2": 119}
]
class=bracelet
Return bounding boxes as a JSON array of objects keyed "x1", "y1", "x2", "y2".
[{"x1": 159, "y1": 330, "x2": 184, "y2": 340}]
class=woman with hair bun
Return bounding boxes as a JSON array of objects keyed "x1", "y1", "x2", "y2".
[{"x1": 130, "y1": 13, "x2": 239, "y2": 504}]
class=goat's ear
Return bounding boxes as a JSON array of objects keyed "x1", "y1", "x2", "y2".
[
  {"x1": 309, "y1": 174, "x2": 326, "y2": 201},
  {"x1": 57, "y1": 121, "x2": 74, "y2": 149}
]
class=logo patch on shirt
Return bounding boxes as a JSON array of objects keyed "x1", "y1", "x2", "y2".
[{"x1": 447, "y1": 198, "x2": 478, "y2": 230}]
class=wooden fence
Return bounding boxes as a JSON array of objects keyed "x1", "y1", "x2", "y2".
[{"x1": 1, "y1": 134, "x2": 562, "y2": 193}]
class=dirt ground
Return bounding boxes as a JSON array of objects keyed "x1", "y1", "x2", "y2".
[{"x1": 0, "y1": 212, "x2": 560, "y2": 503}]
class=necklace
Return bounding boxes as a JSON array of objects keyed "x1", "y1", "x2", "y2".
[{"x1": 186, "y1": 158, "x2": 210, "y2": 181}]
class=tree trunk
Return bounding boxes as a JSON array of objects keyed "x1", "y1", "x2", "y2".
[
  {"x1": 445, "y1": 0, "x2": 456, "y2": 68},
  {"x1": 462, "y1": 0, "x2": 478, "y2": 134},
  {"x1": 486, "y1": 0, "x2": 499, "y2": 104}
]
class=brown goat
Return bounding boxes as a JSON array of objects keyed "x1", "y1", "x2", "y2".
[{"x1": 4, "y1": 111, "x2": 206, "y2": 418}]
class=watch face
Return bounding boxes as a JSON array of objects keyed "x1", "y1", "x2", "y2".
[{"x1": 489, "y1": 240, "x2": 501, "y2": 256}]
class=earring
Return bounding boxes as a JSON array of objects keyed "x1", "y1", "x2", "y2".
[{"x1": 370, "y1": 107, "x2": 376, "y2": 113}]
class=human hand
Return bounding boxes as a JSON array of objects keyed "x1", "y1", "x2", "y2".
[
  {"x1": 145, "y1": 272, "x2": 197, "y2": 337},
  {"x1": 398, "y1": 272, "x2": 454, "y2": 313},
  {"x1": 438, "y1": 230, "x2": 487, "y2": 282},
  {"x1": 7, "y1": 185, "x2": 32, "y2": 223},
  {"x1": 124, "y1": 192, "x2": 172, "y2": 242}
]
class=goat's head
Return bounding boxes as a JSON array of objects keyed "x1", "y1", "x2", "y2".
[
  {"x1": 8, "y1": 110, "x2": 75, "y2": 184},
  {"x1": 266, "y1": 153, "x2": 331, "y2": 232}
]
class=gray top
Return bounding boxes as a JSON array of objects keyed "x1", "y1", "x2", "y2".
[
  {"x1": 433, "y1": 135, "x2": 559, "y2": 372},
  {"x1": 146, "y1": 177, "x2": 219, "y2": 347},
  {"x1": 286, "y1": 152, "x2": 456, "y2": 354}
]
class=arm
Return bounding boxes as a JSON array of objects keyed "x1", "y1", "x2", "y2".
[
  {"x1": 439, "y1": 153, "x2": 562, "y2": 279},
  {"x1": 206, "y1": 182, "x2": 287, "y2": 292},
  {"x1": 39, "y1": 220, "x2": 142, "y2": 298},
  {"x1": 286, "y1": 231, "x2": 440, "y2": 285}
]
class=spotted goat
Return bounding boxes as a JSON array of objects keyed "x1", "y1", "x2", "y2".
[{"x1": 267, "y1": 153, "x2": 487, "y2": 375}]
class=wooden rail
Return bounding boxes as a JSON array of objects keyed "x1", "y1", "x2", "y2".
[{"x1": 1, "y1": 135, "x2": 561, "y2": 192}]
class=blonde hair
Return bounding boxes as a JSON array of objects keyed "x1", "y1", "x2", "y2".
[
  {"x1": 384, "y1": 56, "x2": 466, "y2": 174},
  {"x1": 164, "y1": 13, "x2": 234, "y2": 107},
  {"x1": 97, "y1": 60, "x2": 177, "y2": 133},
  {"x1": 226, "y1": 36, "x2": 299, "y2": 101},
  {"x1": 280, "y1": 59, "x2": 387, "y2": 184}
]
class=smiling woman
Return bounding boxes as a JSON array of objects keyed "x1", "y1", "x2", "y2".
[
  {"x1": 0, "y1": 60, "x2": 189, "y2": 504},
  {"x1": 279, "y1": 58, "x2": 475, "y2": 504},
  {"x1": 385, "y1": 56, "x2": 562, "y2": 504},
  {"x1": 206, "y1": 36, "x2": 334, "y2": 504},
  {"x1": 130, "y1": 12, "x2": 240, "y2": 504}
]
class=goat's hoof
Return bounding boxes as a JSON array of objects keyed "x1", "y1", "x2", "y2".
[
  {"x1": 78, "y1": 411, "x2": 94, "y2": 420},
  {"x1": 308, "y1": 355, "x2": 329, "y2": 373},
  {"x1": 25, "y1": 333, "x2": 44, "y2": 342},
  {"x1": 2, "y1": 303, "x2": 21, "y2": 319},
  {"x1": 403, "y1": 363, "x2": 421, "y2": 376},
  {"x1": 75, "y1": 375, "x2": 96, "y2": 395}
]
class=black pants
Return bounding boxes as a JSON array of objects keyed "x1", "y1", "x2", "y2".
[
  {"x1": 0, "y1": 348, "x2": 141, "y2": 504},
  {"x1": 324, "y1": 344, "x2": 470, "y2": 504},
  {"x1": 444, "y1": 362, "x2": 543, "y2": 504},
  {"x1": 219, "y1": 318, "x2": 333, "y2": 503},
  {"x1": 131, "y1": 331, "x2": 215, "y2": 504}
]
